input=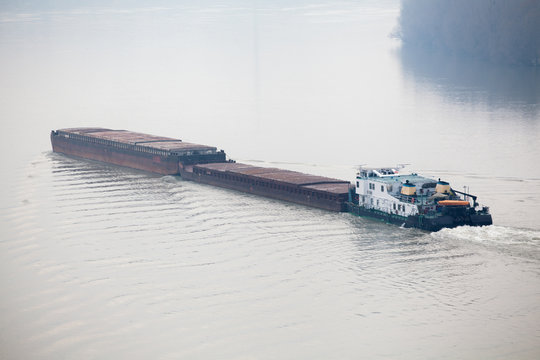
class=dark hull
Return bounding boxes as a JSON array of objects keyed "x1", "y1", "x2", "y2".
[
  {"x1": 51, "y1": 132, "x2": 180, "y2": 174},
  {"x1": 346, "y1": 202, "x2": 493, "y2": 231},
  {"x1": 180, "y1": 166, "x2": 348, "y2": 212}
]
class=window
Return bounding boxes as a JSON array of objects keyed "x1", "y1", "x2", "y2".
[
  {"x1": 381, "y1": 185, "x2": 384, "y2": 192},
  {"x1": 356, "y1": 181, "x2": 359, "y2": 187}
]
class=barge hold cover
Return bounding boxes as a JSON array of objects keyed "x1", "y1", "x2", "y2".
[
  {"x1": 181, "y1": 162, "x2": 351, "y2": 212},
  {"x1": 51, "y1": 127, "x2": 225, "y2": 174}
]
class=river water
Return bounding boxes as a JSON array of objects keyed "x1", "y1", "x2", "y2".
[{"x1": 1, "y1": 1, "x2": 539, "y2": 359}]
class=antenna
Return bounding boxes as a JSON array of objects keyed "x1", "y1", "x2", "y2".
[
  {"x1": 356, "y1": 164, "x2": 367, "y2": 172},
  {"x1": 396, "y1": 163, "x2": 410, "y2": 170}
]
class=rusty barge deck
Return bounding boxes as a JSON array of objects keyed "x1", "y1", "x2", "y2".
[
  {"x1": 51, "y1": 127, "x2": 226, "y2": 174},
  {"x1": 180, "y1": 162, "x2": 350, "y2": 212},
  {"x1": 51, "y1": 127, "x2": 352, "y2": 212}
]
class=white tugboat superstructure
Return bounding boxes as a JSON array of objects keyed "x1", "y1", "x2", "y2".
[{"x1": 347, "y1": 166, "x2": 492, "y2": 231}]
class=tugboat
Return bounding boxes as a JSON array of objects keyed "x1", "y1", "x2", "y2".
[{"x1": 346, "y1": 166, "x2": 492, "y2": 231}]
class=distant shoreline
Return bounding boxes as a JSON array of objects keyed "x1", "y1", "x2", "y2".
[{"x1": 395, "y1": 0, "x2": 540, "y2": 67}]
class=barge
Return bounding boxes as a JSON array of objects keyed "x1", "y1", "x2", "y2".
[
  {"x1": 179, "y1": 162, "x2": 350, "y2": 212},
  {"x1": 51, "y1": 128, "x2": 225, "y2": 174},
  {"x1": 51, "y1": 127, "x2": 493, "y2": 230},
  {"x1": 51, "y1": 128, "x2": 349, "y2": 212}
]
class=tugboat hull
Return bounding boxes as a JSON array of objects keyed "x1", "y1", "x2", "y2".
[
  {"x1": 470, "y1": 213, "x2": 494, "y2": 227},
  {"x1": 346, "y1": 202, "x2": 493, "y2": 231}
]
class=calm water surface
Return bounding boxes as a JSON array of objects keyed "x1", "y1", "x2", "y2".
[{"x1": 1, "y1": 1, "x2": 539, "y2": 359}]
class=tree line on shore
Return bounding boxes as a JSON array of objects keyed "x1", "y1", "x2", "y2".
[{"x1": 395, "y1": 0, "x2": 540, "y2": 66}]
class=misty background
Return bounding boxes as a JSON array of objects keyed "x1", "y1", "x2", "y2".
[{"x1": 1, "y1": 1, "x2": 540, "y2": 359}]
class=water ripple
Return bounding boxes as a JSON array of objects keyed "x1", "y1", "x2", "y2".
[{"x1": 1, "y1": 153, "x2": 539, "y2": 360}]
